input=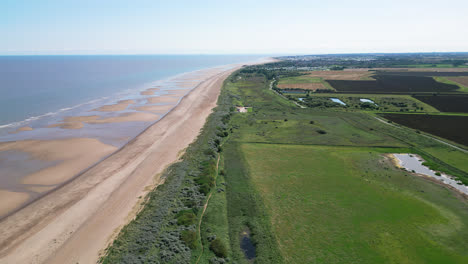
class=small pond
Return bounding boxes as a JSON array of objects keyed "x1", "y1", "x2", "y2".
[
  {"x1": 330, "y1": 98, "x2": 346, "y2": 105},
  {"x1": 240, "y1": 228, "x2": 256, "y2": 261},
  {"x1": 393, "y1": 153, "x2": 468, "y2": 195},
  {"x1": 360, "y1": 98, "x2": 378, "y2": 105}
]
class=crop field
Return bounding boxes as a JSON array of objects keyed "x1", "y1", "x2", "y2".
[
  {"x1": 277, "y1": 82, "x2": 325, "y2": 91},
  {"x1": 375, "y1": 71, "x2": 468, "y2": 77},
  {"x1": 329, "y1": 75, "x2": 460, "y2": 93},
  {"x1": 412, "y1": 95, "x2": 468, "y2": 113},
  {"x1": 447, "y1": 76, "x2": 468, "y2": 87},
  {"x1": 305, "y1": 70, "x2": 373, "y2": 80},
  {"x1": 240, "y1": 143, "x2": 468, "y2": 263},
  {"x1": 379, "y1": 113, "x2": 468, "y2": 146}
]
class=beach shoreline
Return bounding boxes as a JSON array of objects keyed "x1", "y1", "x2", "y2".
[{"x1": 0, "y1": 58, "x2": 272, "y2": 264}]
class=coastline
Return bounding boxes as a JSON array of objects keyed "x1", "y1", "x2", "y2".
[
  {"x1": 0, "y1": 59, "x2": 272, "y2": 264},
  {"x1": 0, "y1": 63, "x2": 243, "y2": 218}
]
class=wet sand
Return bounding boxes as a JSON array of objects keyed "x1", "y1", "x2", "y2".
[
  {"x1": 146, "y1": 96, "x2": 181, "y2": 104},
  {"x1": 0, "y1": 190, "x2": 29, "y2": 217},
  {"x1": 164, "y1": 89, "x2": 192, "y2": 96},
  {"x1": 140, "y1": 88, "x2": 159, "y2": 95},
  {"x1": 9, "y1": 126, "x2": 33, "y2": 134},
  {"x1": 94, "y1": 99, "x2": 135, "y2": 112},
  {"x1": 0, "y1": 138, "x2": 117, "y2": 186},
  {"x1": 134, "y1": 104, "x2": 175, "y2": 113},
  {"x1": 49, "y1": 112, "x2": 160, "y2": 130}
]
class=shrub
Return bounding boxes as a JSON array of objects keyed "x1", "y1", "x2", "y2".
[
  {"x1": 176, "y1": 210, "x2": 197, "y2": 226},
  {"x1": 316, "y1": 129, "x2": 327, "y2": 134},
  {"x1": 435, "y1": 172, "x2": 441, "y2": 176},
  {"x1": 210, "y1": 238, "x2": 228, "y2": 258},
  {"x1": 181, "y1": 230, "x2": 197, "y2": 249},
  {"x1": 309, "y1": 121, "x2": 314, "y2": 124}
]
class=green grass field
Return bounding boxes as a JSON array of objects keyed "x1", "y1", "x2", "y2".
[
  {"x1": 240, "y1": 143, "x2": 468, "y2": 263},
  {"x1": 278, "y1": 75, "x2": 322, "y2": 84}
]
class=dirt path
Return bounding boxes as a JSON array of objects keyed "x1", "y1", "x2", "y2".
[
  {"x1": 195, "y1": 154, "x2": 220, "y2": 264},
  {"x1": 0, "y1": 68, "x2": 239, "y2": 264},
  {"x1": 269, "y1": 79, "x2": 306, "y2": 108}
]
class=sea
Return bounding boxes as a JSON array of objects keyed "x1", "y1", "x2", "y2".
[{"x1": 0, "y1": 55, "x2": 263, "y2": 135}]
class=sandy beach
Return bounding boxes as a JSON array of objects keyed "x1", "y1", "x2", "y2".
[{"x1": 0, "y1": 64, "x2": 246, "y2": 264}]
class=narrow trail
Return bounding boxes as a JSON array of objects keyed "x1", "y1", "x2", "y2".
[
  {"x1": 195, "y1": 154, "x2": 221, "y2": 264},
  {"x1": 269, "y1": 79, "x2": 306, "y2": 108}
]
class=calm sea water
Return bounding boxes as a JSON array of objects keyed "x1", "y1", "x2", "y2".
[{"x1": 0, "y1": 55, "x2": 263, "y2": 127}]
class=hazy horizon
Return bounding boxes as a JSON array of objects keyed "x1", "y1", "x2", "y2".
[{"x1": 3, "y1": 0, "x2": 468, "y2": 55}]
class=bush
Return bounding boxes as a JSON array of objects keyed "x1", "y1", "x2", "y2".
[
  {"x1": 309, "y1": 121, "x2": 314, "y2": 124},
  {"x1": 176, "y1": 210, "x2": 197, "y2": 226},
  {"x1": 435, "y1": 172, "x2": 441, "y2": 176},
  {"x1": 316, "y1": 129, "x2": 327, "y2": 134},
  {"x1": 210, "y1": 238, "x2": 228, "y2": 258},
  {"x1": 181, "y1": 230, "x2": 197, "y2": 249}
]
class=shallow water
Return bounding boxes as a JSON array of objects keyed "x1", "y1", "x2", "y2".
[
  {"x1": 330, "y1": 98, "x2": 346, "y2": 105},
  {"x1": 240, "y1": 228, "x2": 256, "y2": 261},
  {"x1": 360, "y1": 98, "x2": 378, "y2": 105},
  {"x1": 393, "y1": 154, "x2": 468, "y2": 195}
]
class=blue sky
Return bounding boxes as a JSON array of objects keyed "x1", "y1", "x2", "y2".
[{"x1": 2, "y1": 0, "x2": 468, "y2": 55}]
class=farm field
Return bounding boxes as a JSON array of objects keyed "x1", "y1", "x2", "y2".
[
  {"x1": 240, "y1": 143, "x2": 468, "y2": 264},
  {"x1": 305, "y1": 70, "x2": 373, "y2": 80},
  {"x1": 412, "y1": 95, "x2": 468, "y2": 113},
  {"x1": 375, "y1": 71, "x2": 468, "y2": 77},
  {"x1": 379, "y1": 113, "x2": 468, "y2": 147},
  {"x1": 276, "y1": 75, "x2": 327, "y2": 91},
  {"x1": 329, "y1": 75, "x2": 460, "y2": 94},
  {"x1": 446, "y1": 76, "x2": 468, "y2": 88}
]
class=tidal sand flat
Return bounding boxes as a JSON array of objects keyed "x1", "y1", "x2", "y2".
[
  {"x1": 0, "y1": 190, "x2": 29, "y2": 217},
  {"x1": 93, "y1": 99, "x2": 135, "y2": 112},
  {"x1": 134, "y1": 104, "x2": 175, "y2": 113},
  {"x1": 146, "y1": 95, "x2": 181, "y2": 104}
]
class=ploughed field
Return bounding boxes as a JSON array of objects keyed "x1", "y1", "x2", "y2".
[
  {"x1": 380, "y1": 113, "x2": 468, "y2": 147},
  {"x1": 328, "y1": 75, "x2": 459, "y2": 93},
  {"x1": 412, "y1": 94, "x2": 468, "y2": 113}
]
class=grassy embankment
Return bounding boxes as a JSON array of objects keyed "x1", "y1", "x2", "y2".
[{"x1": 216, "y1": 69, "x2": 468, "y2": 263}]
